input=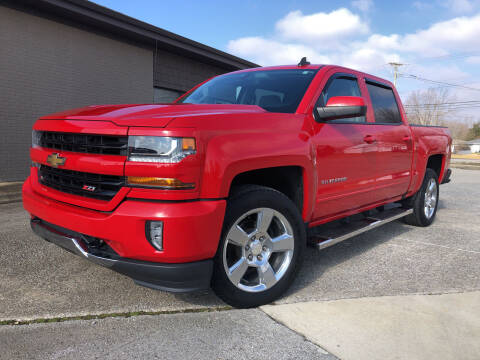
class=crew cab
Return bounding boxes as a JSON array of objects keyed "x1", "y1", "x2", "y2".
[{"x1": 23, "y1": 63, "x2": 452, "y2": 308}]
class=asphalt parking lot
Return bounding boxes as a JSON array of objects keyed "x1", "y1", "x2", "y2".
[{"x1": 1, "y1": 169, "x2": 479, "y2": 359}]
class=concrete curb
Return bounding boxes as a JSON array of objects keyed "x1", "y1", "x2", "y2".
[
  {"x1": 0, "y1": 182, "x2": 23, "y2": 204},
  {"x1": 450, "y1": 164, "x2": 480, "y2": 170}
]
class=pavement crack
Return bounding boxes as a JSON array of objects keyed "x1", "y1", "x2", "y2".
[
  {"x1": 402, "y1": 239, "x2": 480, "y2": 254},
  {"x1": 0, "y1": 306, "x2": 233, "y2": 326}
]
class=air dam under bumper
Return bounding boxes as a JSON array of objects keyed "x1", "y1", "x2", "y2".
[{"x1": 31, "y1": 219, "x2": 213, "y2": 292}]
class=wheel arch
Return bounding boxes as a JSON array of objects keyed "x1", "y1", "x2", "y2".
[
  {"x1": 230, "y1": 165, "x2": 303, "y2": 209},
  {"x1": 220, "y1": 164, "x2": 314, "y2": 221},
  {"x1": 426, "y1": 153, "x2": 445, "y2": 180},
  {"x1": 408, "y1": 152, "x2": 447, "y2": 197}
]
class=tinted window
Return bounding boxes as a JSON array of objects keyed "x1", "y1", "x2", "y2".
[
  {"x1": 366, "y1": 82, "x2": 402, "y2": 124},
  {"x1": 317, "y1": 76, "x2": 365, "y2": 123},
  {"x1": 179, "y1": 69, "x2": 317, "y2": 113},
  {"x1": 320, "y1": 77, "x2": 361, "y2": 105}
]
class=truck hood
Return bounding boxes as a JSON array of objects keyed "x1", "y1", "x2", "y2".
[{"x1": 40, "y1": 104, "x2": 267, "y2": 127}]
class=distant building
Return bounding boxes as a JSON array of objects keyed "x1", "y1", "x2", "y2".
[
  {"x1": 453, "y1": 139, "x2": 480, "y2": 154},
  {"x1": 467, "y1": 139, "x2": 480, "y2": 153},
  {"x1": 0, "y1": 0, "x2": 257, "y2": 181}
]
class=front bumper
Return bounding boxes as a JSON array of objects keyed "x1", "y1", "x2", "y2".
[
  {"x1": 23, "y1": 175, "x2": 227, "y2": 292},
  {"x1": 31, "y1": 218, "x2": 212, "y2": 292},
  {"x1": 23, "y1": 176, "x2": 226, "y2": 263}
]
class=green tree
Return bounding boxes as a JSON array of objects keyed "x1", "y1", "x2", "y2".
[{"x1": 467, "y1": 122, "x2": 480, "y2": 141}]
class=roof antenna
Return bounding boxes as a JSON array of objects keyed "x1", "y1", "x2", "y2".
[{"x1": 298, "y1": 57, "x2": 310, "y2": 66}]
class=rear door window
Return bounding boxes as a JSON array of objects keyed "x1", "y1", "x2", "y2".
[{"x1": 366, "y1": 82, "x2": 402, "y2": 124}]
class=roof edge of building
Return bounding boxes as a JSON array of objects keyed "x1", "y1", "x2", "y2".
[{"x1": 5, "y1": 0, "x2": 259, "y2": 70}]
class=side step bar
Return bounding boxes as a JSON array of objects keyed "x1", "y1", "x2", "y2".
[{"x1": 309, "y1": 207, "x2": 413, "y2": 250}]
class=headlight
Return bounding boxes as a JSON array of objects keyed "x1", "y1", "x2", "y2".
[
  {"x1": 32, "y1": 130, "x2": 41, "y2": 148},
  {"x1": 128, "y1": 136, "x2": 196, "y2": 163}
]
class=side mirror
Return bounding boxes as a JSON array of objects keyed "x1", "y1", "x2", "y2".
[{"x1": 315, "y1": 96, "x2": 366, "y2": 122}]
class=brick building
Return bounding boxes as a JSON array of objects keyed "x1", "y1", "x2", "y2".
[{"x1": 0, "y1": 0, "x2": 257, "y2": 181}]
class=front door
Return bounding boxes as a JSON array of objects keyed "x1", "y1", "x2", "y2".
[{"x1": 310, "y1": 73, "x2": 380, "y2": 220}]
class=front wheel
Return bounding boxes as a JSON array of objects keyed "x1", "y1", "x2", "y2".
[
  {"x1": 403, "y1": 168, "x2": 439, "y2": 227},
  {"x1": 212, "y1": 185, "x2": 305, "y2": 308}
]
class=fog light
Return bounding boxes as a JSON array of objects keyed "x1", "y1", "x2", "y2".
[{"x1": 146, "y1": 221, "x2": 163, "y2": 251}]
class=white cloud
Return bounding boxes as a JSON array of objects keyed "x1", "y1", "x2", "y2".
[
  {"x1": 275, "y1": 9, "x2": 369, "y2": 43},
  {"x1": 226, "y1": 7, "x2": 480, "y2": 117},
  {"x1": 227, "y1": 37, "x2": 331, "y2": 66},
  {"x1": 443, "y1": 0, "x2": 475, "y2": 13},
  {"x1": 406, "y1": 63, "x2": 469, "y2": 83},
  {"x1": 398, "y1": 14, "x2": 480, "y2": 55},
  {"x1": 466, "y1": 55, "x2": 480, "y2": 63},
  {"x1": 353, "y1": 13, "x2": 480, "y2": 59},
  {"x1": 351, "y1": 0, "x2": 374, "y2": 12},
  {"x1": 340, "y1": 48, "x2": 401, "y2": 73},
  {"x1": 413, "y1": 1, "x2": 433, "y2": 10},
  {"x1": 227, "y1": 8, "x2": 480, "y2": 82}
]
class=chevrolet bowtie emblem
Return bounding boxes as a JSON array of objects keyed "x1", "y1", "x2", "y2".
[{"x1": 46, "y1": 153, "x2": 66, "y2": 167}]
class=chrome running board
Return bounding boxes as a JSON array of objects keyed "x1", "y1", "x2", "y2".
[{"x1": 309, "y1": 206, "x2": 413, "y2": 250}]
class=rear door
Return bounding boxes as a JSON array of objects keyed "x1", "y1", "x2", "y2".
[
  {"x1": 364, "y1": 79, "x2": 413, "y2": 200},
  {"x1": 310, "y1": 72, "x2": 381, "y2": 220}
]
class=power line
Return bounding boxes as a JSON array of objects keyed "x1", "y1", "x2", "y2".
[
  {"x1": 404, "y1": 101, "x2": 480, "y2": 113},
  {"x1": 404, "y1": 100, "x2": 480, "y2": 107},
  {"x1": 399, "y1": 73, "x2": 480, "y2": 92},
  {"x1": 406, "y1": 105, "x2": 480, "y2": 110},
  {"x1": 404, "y1": 100, "x2": 480, "y2": 105}
]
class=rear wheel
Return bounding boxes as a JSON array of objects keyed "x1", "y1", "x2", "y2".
[
  {"x1": 403, "y1": 168, "x2": 439, "y2": 227},
  {"x1": 212, "y1": 185, "x2": 305, "y2": 308}
]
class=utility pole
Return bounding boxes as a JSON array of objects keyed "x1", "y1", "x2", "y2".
[{"x1": 388, "y1": 62, "x2": 404, "y2": 87}]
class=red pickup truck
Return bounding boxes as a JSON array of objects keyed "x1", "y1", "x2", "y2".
[{"x1": 23, "y1": 63, "x2": 452, "y2": 307}]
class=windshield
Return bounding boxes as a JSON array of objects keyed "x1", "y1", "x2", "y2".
[{"x1": 179, "y1": 69, "x2": 318, "y2": 113}]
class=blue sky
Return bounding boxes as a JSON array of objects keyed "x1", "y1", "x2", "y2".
[{"x1": 91, "y1": 0, "x2": 480, "y2": 118}]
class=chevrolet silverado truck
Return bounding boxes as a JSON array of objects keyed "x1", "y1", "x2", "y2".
[{"x1": 23, "y1": 62, "x2": 452, "y2": 308}]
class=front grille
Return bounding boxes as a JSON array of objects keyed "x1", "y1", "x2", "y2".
[
  {"x1": 38, "y1": 131, "x2": 128, "y2": 156},
  {"x1": 38, "y1": 165, "x2": 124, "y2": 201}
]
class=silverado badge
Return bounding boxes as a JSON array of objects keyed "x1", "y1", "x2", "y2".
[{"x1": 46, "y1": 153, "x2": 66, "y2": 167}]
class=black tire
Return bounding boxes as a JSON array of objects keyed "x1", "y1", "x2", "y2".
[
  {"x1": 212, "y1": 185, "x2": 306, "y2": 308},
  {"x1": 402, "y1": 168, "x2": 439, "y2": 227}
]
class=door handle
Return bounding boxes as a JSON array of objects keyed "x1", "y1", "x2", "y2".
[
  {"x1": 363, "y1": 135, "x2": 376, "y2": 144},
  {"x1": 402, "y1": 135, "x2": 411, "y2": 142}
]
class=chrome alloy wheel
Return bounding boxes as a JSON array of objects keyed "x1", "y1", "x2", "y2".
[
  {"x1": 424, "y1": 178, "x2": 437, "y2": 219},
  {"x1": 222, "y1": 208, "x2": 295, "y2": 293}
]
